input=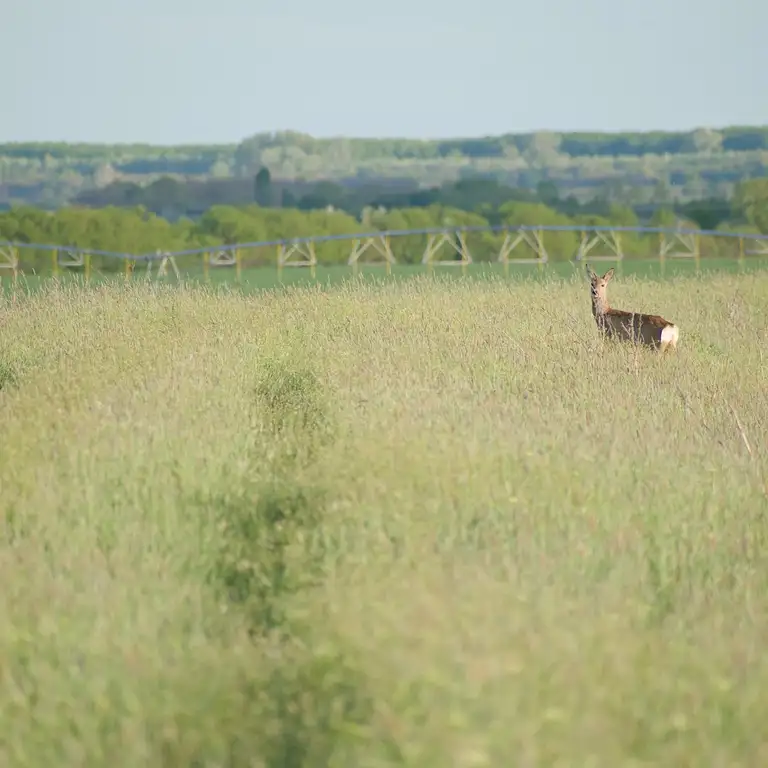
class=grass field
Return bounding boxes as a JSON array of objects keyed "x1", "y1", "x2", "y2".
[
  {"x1": 1, "y1": 269, "x2": 768, "y2": 765},
  {"x1": 4, "y1": 254, "x2": 768, "y2": 296}
]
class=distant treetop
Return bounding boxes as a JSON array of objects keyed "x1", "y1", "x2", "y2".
[{"x1": 2, "y1": 124, "x2": 768, "y2": 164}]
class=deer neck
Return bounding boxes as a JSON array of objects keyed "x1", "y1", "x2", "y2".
[{"x1": 591, "y1": 291, "x2": 610, "y2": 319}]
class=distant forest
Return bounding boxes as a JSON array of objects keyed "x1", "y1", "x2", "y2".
[
  {"x1": 1, "y1": 126, "x2": 767, "y2": 230},
  {"x1": 3, "y1": 177, "x2": 767, "y2": 270}
]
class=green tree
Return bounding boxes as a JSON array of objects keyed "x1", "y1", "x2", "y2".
[
  {"x1": 498, "y1": 201, "x2": 577, "y2": 260},
  {"x1": 536, "y1": 181, "x2": 559, "y2": 205},
  {"x1": 209, "y1": 159, "x2": 231, "y2": 178},
  {"x1": 733, "y1": 178, "x2": 768, "y2": 233},
  {"x1": 297, "y1": 181, "x2": 347, "y2": 211},
  {"x1": 254, "y1": 167, "x2": 273, "y2": 206},
  {"x1": 679, "y1": 197, "x2": 732, "y2": 231}
]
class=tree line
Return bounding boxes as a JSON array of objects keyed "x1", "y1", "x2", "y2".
[
  {"x1": 71, "y1": 171, "x2": 736, "y2": 233},
  {"x1": 2, "y1": 177, "x2": 765, "y2": 273},
  {"x1": 2, "y1": 125, "x2": 767, "y2": 210},
  {"x1": 4, "y1": 125, "x2": 768, "y2": 165}
]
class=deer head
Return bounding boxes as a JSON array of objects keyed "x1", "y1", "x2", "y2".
[{"x1": 586, "y1": 264, "x2": 614, "y2": 311}]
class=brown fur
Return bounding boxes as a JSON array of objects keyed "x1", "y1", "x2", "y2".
[{"x1": 586, "y1": 264, "x2": 679, "y2": 352}]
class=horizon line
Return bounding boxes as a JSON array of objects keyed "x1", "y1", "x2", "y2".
[{"x1": 1, "y1": 123, "x2": 767, "y2": 149}]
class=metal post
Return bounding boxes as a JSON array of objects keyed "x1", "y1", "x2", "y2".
[
  {"x1": 538, "y1": 229, "x2": 545, "y2": 272},
  {"x1": 694, "y1": 234, "x2": 700, "y2": 273}
]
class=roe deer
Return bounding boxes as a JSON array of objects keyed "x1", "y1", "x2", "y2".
[{"x1": 586, "y1": 264, "x2": 679, "y2": 352}]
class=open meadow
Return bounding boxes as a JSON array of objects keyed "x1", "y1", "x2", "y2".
[{"x1": 1, "y1": 269, "x2": 768, "y2": 765}]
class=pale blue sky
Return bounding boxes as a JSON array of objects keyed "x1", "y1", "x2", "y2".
[{"x1": 6, "y1": 0, "x2": 766, "y2": 144}]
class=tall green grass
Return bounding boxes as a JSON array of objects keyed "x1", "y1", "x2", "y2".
[{"x1": 1, "y1": 271, "x2": 767, "y2": 765}]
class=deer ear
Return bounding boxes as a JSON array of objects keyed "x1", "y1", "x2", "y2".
[{"x1": 603, "y1": 268, "x2": 615, "y2": 282}]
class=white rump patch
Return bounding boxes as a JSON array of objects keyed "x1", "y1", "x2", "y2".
[{"x1": 660, "y1": 324, "x2": 679, "y2": 347}]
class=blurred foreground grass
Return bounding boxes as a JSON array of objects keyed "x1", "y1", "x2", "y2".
[{"x1": 1, "y1": 271, "x2": 767, "y2": 766}]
